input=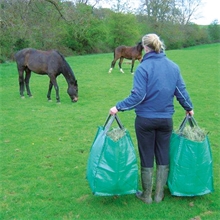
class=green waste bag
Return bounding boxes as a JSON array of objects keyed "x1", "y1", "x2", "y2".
[
  {"x1": 168, "y1": 115, "x2": 214, "y2": 196},
  {"x1": 86, "y1": 114, "x2": 138, "y2": 196}
]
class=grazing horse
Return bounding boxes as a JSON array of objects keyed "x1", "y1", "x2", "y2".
[
  {"x1": 15, "y1": 48, "x2": 78, "y2": 103},
  {"x1": 108, "y1": 42, "x2": 143, "y2": 74}
]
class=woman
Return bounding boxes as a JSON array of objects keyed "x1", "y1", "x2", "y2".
[{"x1": 109, "y1": 33, "x2": 194, "y2": 204}]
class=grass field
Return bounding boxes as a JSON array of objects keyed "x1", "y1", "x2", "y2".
[{"x1": 0, "y1": 44, "x2": 220, "y2": 219}]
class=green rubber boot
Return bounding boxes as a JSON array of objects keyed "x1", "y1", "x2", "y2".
[
  {"x1": 154, "y1": 165, "x2": 169, "y2": 203},
  {"x1": 136, "y1": 167, "x2": 153, "y2": 204}
]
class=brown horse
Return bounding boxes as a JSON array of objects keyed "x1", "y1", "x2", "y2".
[
  {"x1": 108, "y1": 42, "x2": 143, "y2": 74},
  {"x1": 15, "y1": 48, "x2": 78, "y2": 103}
]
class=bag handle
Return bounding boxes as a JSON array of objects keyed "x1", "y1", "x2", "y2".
[
  {"x1": 115, "y1": 114, "x2": 124, "y2": 129},
  {"x1": 103, "y1": 114, "x2": 124, "y2": 133},
  {"x1": 178, "y1": 114, "x2": 198, "y2": 133}
]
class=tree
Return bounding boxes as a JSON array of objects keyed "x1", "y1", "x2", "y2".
[
  {"x1": 208, "y1": 20, "x2": 220, "y2": 43},
  {"x1": 0, "y1": 0, "x2": 211, "y2": 61},
  {"x1": 138, "y1": 0, "x2": 203, "y2": 24},
  {"x1": 62, "y1": 3, "x2": 108, "y2": 54},
  {"x1": 106, "y1": 12, "x2": 142, "y2": 49},
  {"x1": 110, "y1": 0, "x2": 137, "y2": 13},
  {"x1": 175, "y1": 0, "x2": 203, "y2": 24},
  {"x1": 0, "y1": 0, "x2": 31, "y2": 58},
  {"x1": 62, "y1": 0, "x2": 102, "y2": 8}
]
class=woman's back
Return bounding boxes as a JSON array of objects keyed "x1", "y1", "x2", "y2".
[{"x1": 134, "y1": 51, "x2": 180, "y2": 118}]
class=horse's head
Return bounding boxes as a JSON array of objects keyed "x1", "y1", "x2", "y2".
[
  {"x1": 67, "y1": 80, "x2": 78, "y2": 102},
  {"x1": 137, "y1": 42, "x2": 144, "y2": 51}
]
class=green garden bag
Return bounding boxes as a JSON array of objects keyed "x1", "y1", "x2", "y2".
[
  {"x1": 86, "y1": 114, "x2": 138, "y2": 196},
  {"x1": 168, "y1": 115, "x2": 214, "y2": 196}
]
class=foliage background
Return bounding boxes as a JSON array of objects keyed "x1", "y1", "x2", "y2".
[{"x1": 0, "y1": 0, "x2": 219, "y2": 62}]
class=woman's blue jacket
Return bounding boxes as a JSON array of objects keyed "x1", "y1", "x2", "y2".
[{"x1": 116, "y1": 51, "x2": 193, "y2": 118}]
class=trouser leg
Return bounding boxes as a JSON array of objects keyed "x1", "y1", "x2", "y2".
[
  {"x1": 135, "y1": 116, "x2": 155, "y2": 168},
  {"x1": 135, "y1": 117, "x2": 172, "y2": 203}
]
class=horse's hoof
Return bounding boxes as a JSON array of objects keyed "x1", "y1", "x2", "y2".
[
  {"x1": 29, "y1": 95, "x2": 33, "y2": 98},
  {"x1": 57, "y1": 101, "x2": 61, "y2": 104},
  {"x1": 48, "y1": 99, "x2": 52, "y2": 102},
  {"x1": 21, "y1": 96, "x2": 25, "y2": 99},
  {"x1": 120, "y1": 69, "x2": 124, "y2": 73}
]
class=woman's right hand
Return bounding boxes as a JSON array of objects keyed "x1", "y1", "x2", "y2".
[
  {"x1": 186, "y1": 110, "x2": 194, "y2": 116},
  {"x1": 109, "y1": 106, "x2": 118, "y2": 115}
]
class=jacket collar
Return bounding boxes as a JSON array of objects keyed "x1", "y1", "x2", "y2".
[{"x1": 141, "y1": 51, "x2": 165, "y2": 62}]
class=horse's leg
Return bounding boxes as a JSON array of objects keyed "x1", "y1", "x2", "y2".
[
  {"x1": 54, "y1": 82, "x2": 60, "y2": 103},
  {"x1": 48, "y1": 76, "x2": 60, "y2": 103},
  {"x1": 47, "y1": 80, "x2": 53, "y2": 101},
  {"x1": 24, "y1": 69, "x2": 32, "y2": 97},
  {"x1": 131, "y1": 59, "x2": 135, "y2": 74},
  {"x1": 119, "y1": 57, "x2": 124, "y2": 73},
  {"x1": 108, "y1": 59, "x2": 117, "y2": 73},
  {"x1": 18, "y1": 69, "x2": 25, "y2": 98}
]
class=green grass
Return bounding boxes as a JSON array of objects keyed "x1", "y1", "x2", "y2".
[{"x1": 0, "y1": 44, "x2": 220, "y2": 219}]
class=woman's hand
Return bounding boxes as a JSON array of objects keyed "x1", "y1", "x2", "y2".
[
  {"x1": 109, "y1": 106, "x2": 118, "y2": 115},
  {"x1": 186, "y1": 110, "x2": 194, "y2": 116}
]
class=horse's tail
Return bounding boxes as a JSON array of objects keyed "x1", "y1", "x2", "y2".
[{"x1": 113, "y1": 50, "x2": 116, "y2": 59}]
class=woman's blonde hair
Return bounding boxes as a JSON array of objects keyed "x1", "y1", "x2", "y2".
[{"x1": 142, "y1": 33, "x2": 165, "y2": 53}]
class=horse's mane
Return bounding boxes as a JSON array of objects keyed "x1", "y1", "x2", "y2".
[
  {"x1": 56, "y1": 50, "x2": 76, "y2": 82},
  {"x1": 56, "y1": 50, "x2": 66, "y2": 61},
  {"x1": 56, "y1": 50, "x2": 70, "y2": 66}
]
